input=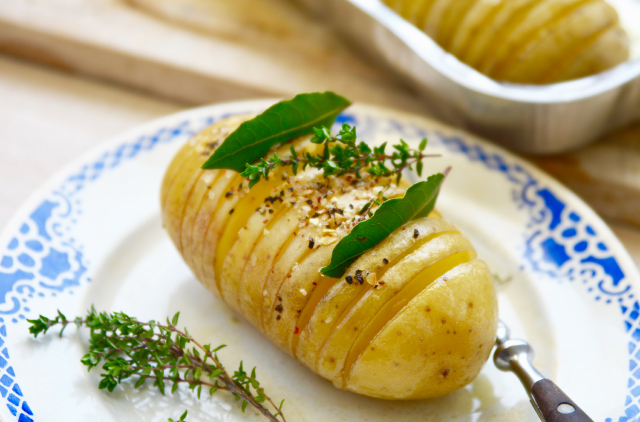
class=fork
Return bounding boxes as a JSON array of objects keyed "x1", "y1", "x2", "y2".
[{"x1": 494, "y1": 320, "x2": 593, "y2": 422}]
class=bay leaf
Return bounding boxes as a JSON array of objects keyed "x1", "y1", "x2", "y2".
[
  {"x1": 201, "y1": 92, "x2": 351, "y2": 172},
  {"x1": 321, "y1": 173, "x2": 445, "y2": 278}
]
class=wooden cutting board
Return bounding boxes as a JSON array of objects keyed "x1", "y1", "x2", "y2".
[
  {"x1": 0, "y1": 0, "x2": 639, "y2": 227},
  {"x1": 0, "y1": 0, "x2": 426, "y2": 112}
]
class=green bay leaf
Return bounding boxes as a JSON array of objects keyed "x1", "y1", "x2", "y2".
[
  {"x1": 201, "y1": 92, "x2": 351, "y2": 172},
  {"x1": 321, "y1": 173, "x2": 445, "y2": 278}
]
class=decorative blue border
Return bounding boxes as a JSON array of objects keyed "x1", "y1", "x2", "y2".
[{"x1": 0, "y1": 108, "x2": 636, "y2": 421}]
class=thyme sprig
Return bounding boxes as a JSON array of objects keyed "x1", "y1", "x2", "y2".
[
  {"x1": 28, "y1": 309, "x2": 286, "y2": 422},
  {"x1": 241, "y1": 123, "x2": 437, "y2": 188}
]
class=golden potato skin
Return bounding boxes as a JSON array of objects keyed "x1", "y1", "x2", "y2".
[
  {"x1": 385, "y1": 0, "x2": 629, "y2": 84},
  {"x1": 161, "y1": 117, "x2": 499, "y2": 399}
]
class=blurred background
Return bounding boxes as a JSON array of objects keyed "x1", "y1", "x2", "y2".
[{"x1": 0, "y1": 0, "x2": 639, "y2": 266}]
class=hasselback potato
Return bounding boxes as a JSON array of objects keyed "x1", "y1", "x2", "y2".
[
  {"x1": 161, "y1": 116, "x2": 498, "y2": 399},
  {"x1": 384, "y1": 0, "x2": 629, "y2": 84}
]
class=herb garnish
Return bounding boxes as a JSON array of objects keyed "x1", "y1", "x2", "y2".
[
  {"x1": 202, "y1": 91, "x2": 350, "y2": 172},
  {"x1": 241, "y1": 123, "x2": 437, "y2": 188},
  {"x1": 202, "y1": 91, "x2": 448, "y2": 279},
  {"x1": 321, "y1": 173, "x2": 446, "y2": 278},
  {"x1": 28, "y1": 309, "x2": 286, "y2": 422}
]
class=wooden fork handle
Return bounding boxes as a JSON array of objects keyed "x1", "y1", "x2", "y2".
[{"x1": 531, "y1": 379, "x2": 594, "y2": 422}]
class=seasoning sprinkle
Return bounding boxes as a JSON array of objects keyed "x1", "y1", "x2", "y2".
[
  {"x1": 383, "y1": 258, "x2": 389, "y2": 264},
  {"x1": 225, "y1": 191, "x2": 233, "y2": 198},
  {"x1": 229, "y1": 209, "x2": 235, "y2": 215},
  {"x1": 308, "y1": 237, "x2": 315, "y2": 249},
  {"x1": 355, "y1": 275, "x2": 364, "y2": 285},
  {"x1": 365, "y1": 273, "x2": 377, "y2": 285},
  {"x1": 345, "y1": 276, "x2": 353, "y2": 284},
  {"x1": 413, "y1": 229, "x2": 419, "y2": 239}
]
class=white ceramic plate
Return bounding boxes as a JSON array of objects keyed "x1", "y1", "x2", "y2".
[{"x1": 1, "y1": 100, "x2": 639, "y2": 422}]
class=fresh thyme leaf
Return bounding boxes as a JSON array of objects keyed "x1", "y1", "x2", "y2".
[
  {"x1": 168, "y1": 410, "x2": 188, "y2": 422},
  {"x1": 241, "y1": 123, "x2": 440, "y2": 188},
  {"x1": 321, "y1": 173, "x2": 446, "y2": 278},
  {"x1": 202, "y1": 92, "x2": 351, "y2": 172},
  {"x1": 27, "y1": 309, "x2": 286, "y2": 422}
]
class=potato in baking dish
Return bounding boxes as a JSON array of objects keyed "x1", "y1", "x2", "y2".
[
  {"x1": 384, "y1": 0, "x2": 630, "y2": 84},
  {"x1": 161, "y1": 115, "x2": 498, "y2": 399}
]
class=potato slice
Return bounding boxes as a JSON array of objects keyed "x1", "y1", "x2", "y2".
[
  {"x1": 273, "y1": 244, "x2": 335, "y2": 353},
  {"x1": 495, "y1": 1, "x2": 619, "y2": 82},
  {"x1": 450, "y1": 0, "x2": 503, "y2": 58},
  {"x1": 462, "y1": 0, "x2": 542, "y2": 68},
  {"x1": 295, "y1": 218, "x2": 458, "y2": 370},
  {"x1": 237, "y1": 206, "x2": 303, "y2": 327},
  {"x1": 262, "y1": 223, "x2": 322, "y2": 338},
  {"x1": 542, "y1": 24, "x2": 629, "y2": 83},
  {"x1": 386, "y1": 0, "x2": 629, "y2": 83},
  {"x1": 346, "y1": 260, "x2": 498, "y2": 399},
  {"x1": 315, "y1": 233, "x2": 474, "y2": 383},
  {"x1": 478, "y1": 0, "x2": 587, "y2": 75},
  {"x1": 425, "y1": 0, "x2": 478, "y2": 49}
]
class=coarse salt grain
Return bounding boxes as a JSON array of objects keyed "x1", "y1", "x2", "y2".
[
  {"x1": 366, "y1": 273, "x2": 378, "y2": 285},
  {"x1": 202, "y1": 173, "x2": 215, "y2": 184},
  {"x1": 208, "y1": 191, "x2": 216, "y2": 200},
  {"x1": 263, "y1": 228, "x2": 270, "y2": 235},
  {"x1": 325, "y1": 317, "x2": 332, "y2": 323},
  {"x1": 300, "y1": 289, "x2": 307, "y2": 296},
  {"x1": 318, "y1": 237, "x2": 337, "y2": 246}
]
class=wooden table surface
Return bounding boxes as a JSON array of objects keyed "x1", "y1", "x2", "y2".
[{"x1": 0, "y1": 54, "x2": 639, "y2": 273}]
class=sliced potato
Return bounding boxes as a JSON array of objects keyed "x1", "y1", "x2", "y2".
[
  {"x1": 161, "y1": 116, "x2": 499, "y2": 399},
  {"x1": 479, "y1": 0, "x2": 587, "y2": 75},
  {"x1": 314, "y1": 232, "x2": 474, "y2": 383},
  {"x1": 542, "y1": 24, "x2": 629, "y2": 83},
  {"x1": 462, "y1": 0, "x2": 541, "y2": 69},
  {"x1": 346, "y1": 260, "x2": 497, "y2": 399},
  {"x1": 450, "y1": 0, "x2": 503, "y2": 58},
  {"x1": 386, "y1": 0, "x2": 629, "y2": 84},
  {"x1": 425, "y1": 0, "x2": 478, "y2": 49},
  {"x1": 495, "y1": 1, "x2": 619, "y2": 82}
]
